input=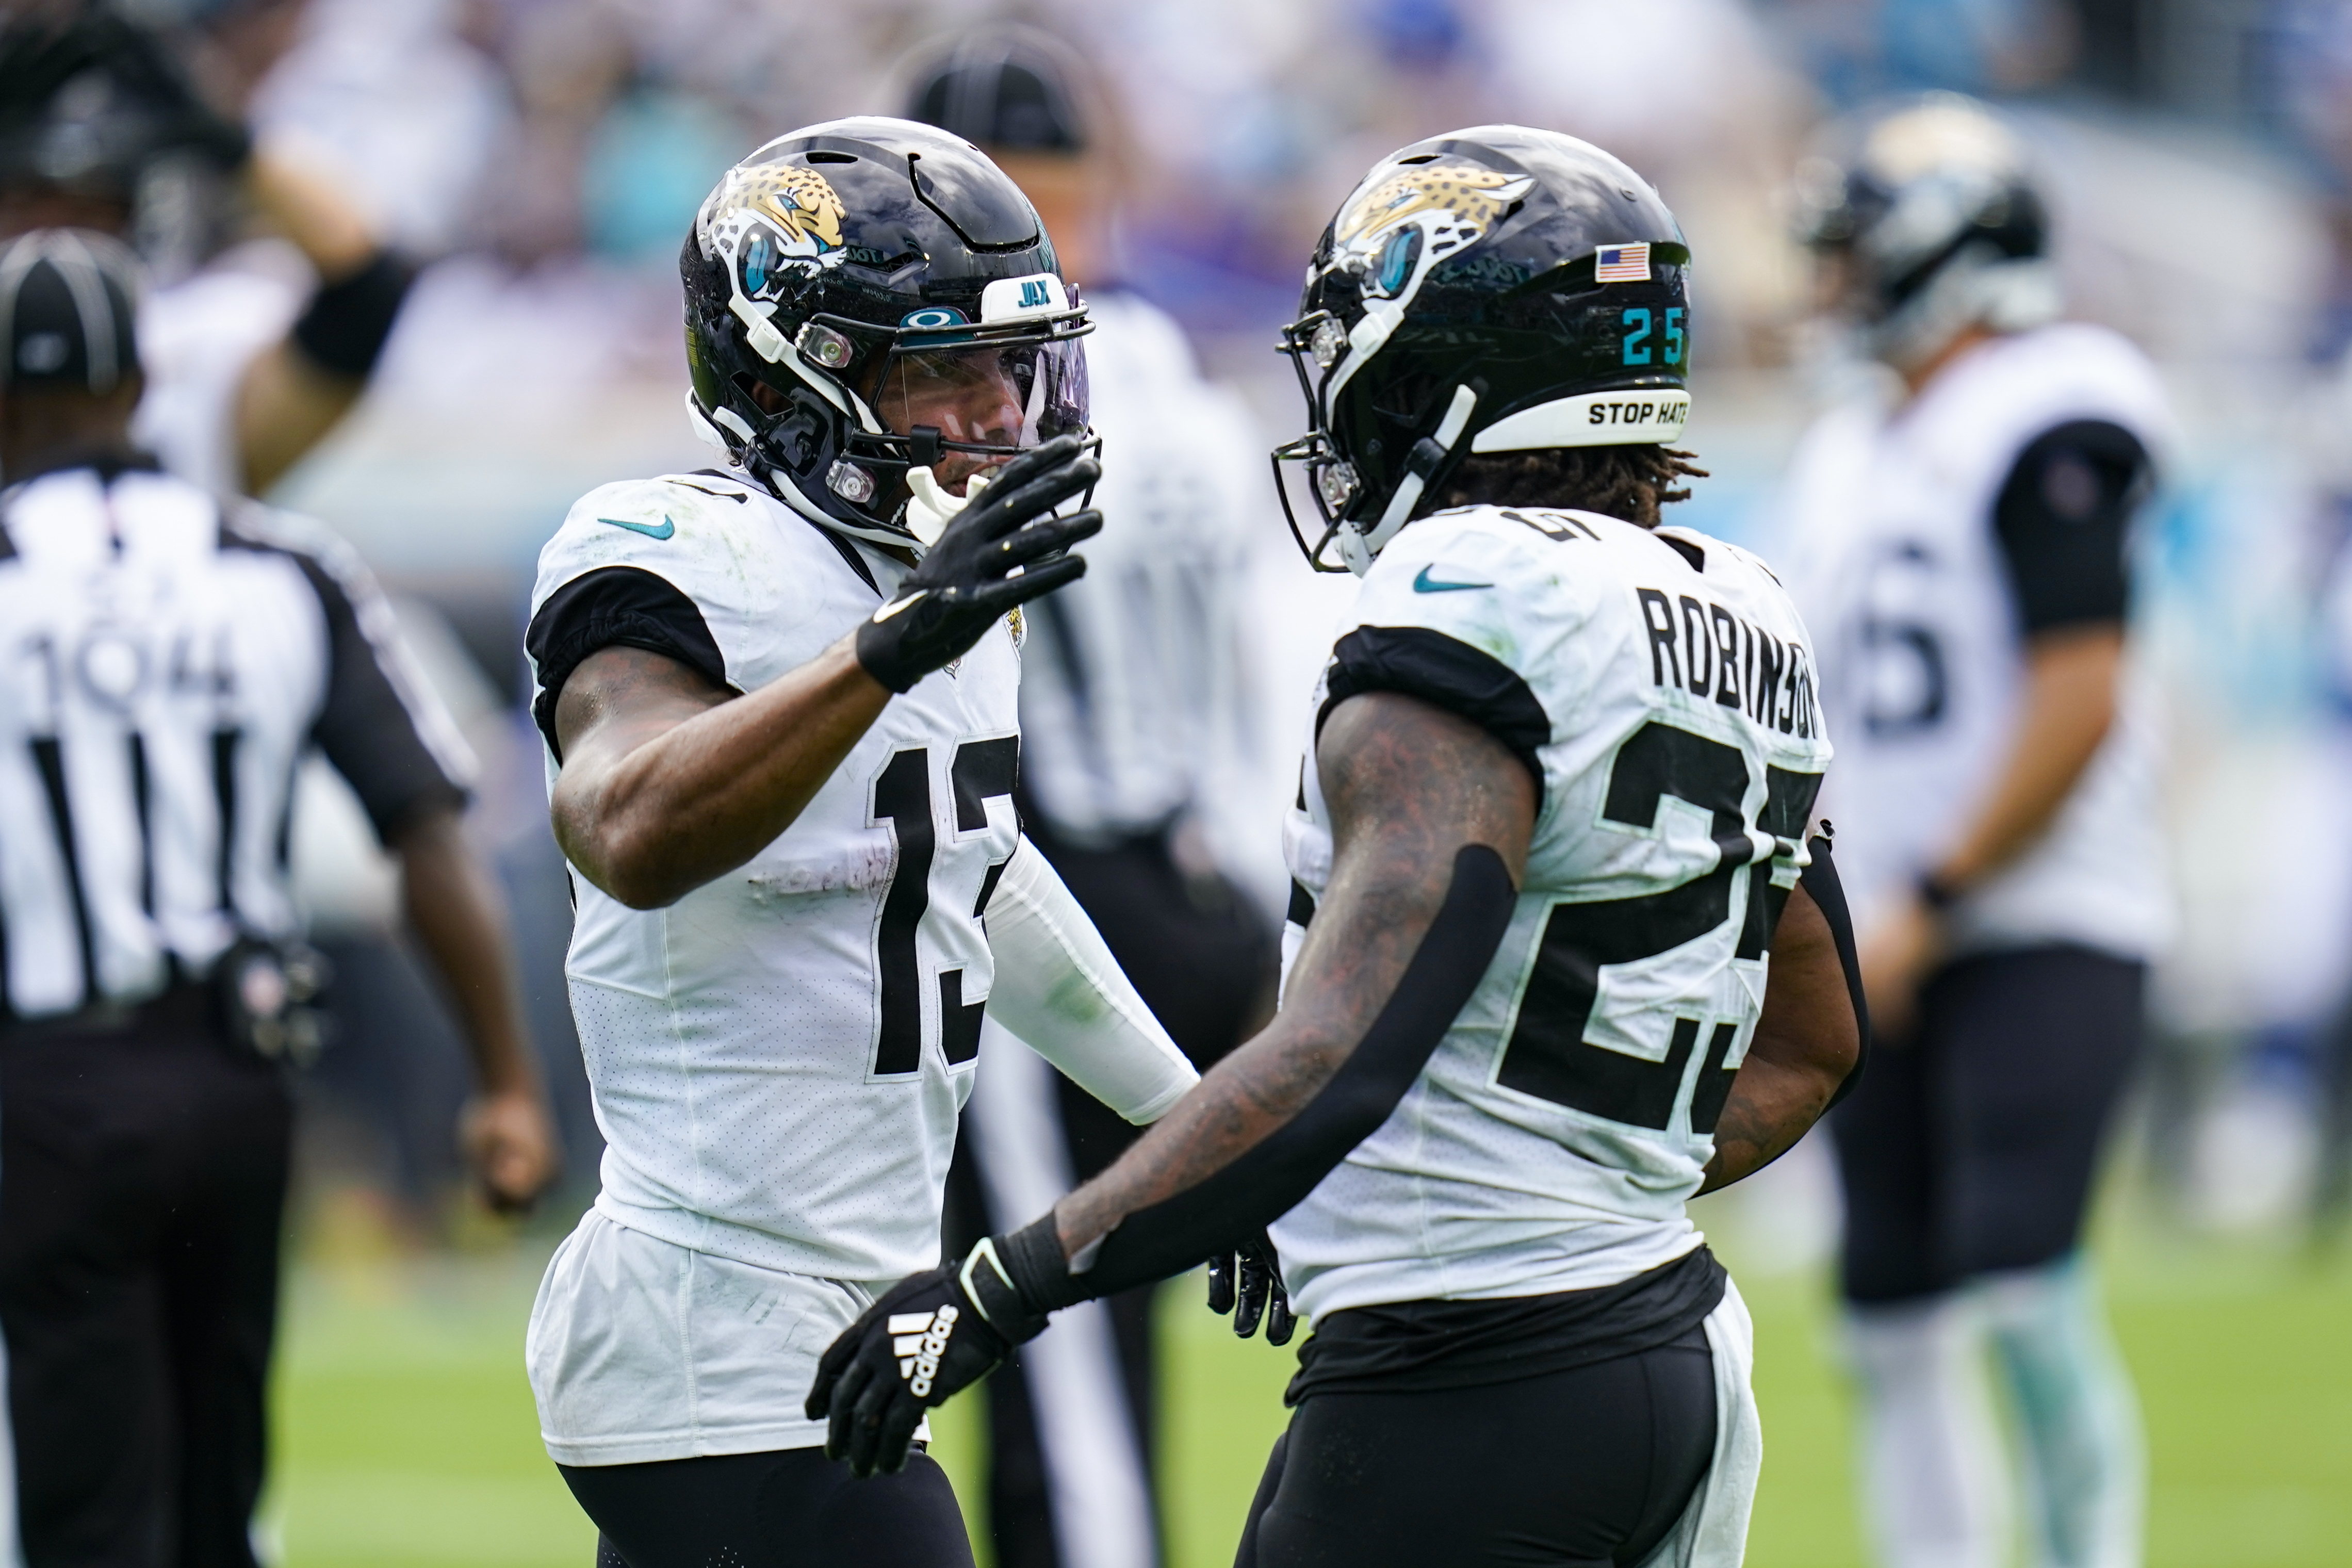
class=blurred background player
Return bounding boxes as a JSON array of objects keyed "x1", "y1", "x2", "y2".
[
  {"x1": 0, "y1": 4, "x2": 415, "y2": 497},
  {"x1": 899, "y1": 27, "x2": 1278, "y2": 1568},
  {"x1": 1781, "y1": 94, "x2": 2170, "y2": 1568},
  {"x1": 0, "y1": 227, "x2": 553, "y2": 1568}
]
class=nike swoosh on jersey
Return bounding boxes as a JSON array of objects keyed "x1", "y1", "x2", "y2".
[
  {"x1": 596, "y1": 514, "x2": 677, "y2": 541},
  {"x1": 1413, "y1": 564, "x2": 1492, "y2": 593}
]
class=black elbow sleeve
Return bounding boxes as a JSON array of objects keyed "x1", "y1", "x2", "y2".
[
  {"x1": 1037, "y1": 843, "x2": 1519, "y2": 1306},
  {"x1": 290, "y1": 250, "x2": 414, "y2": 379},
  {"x1": 1801, "y1": 830, "x2": 1871, "y2": 1110}
]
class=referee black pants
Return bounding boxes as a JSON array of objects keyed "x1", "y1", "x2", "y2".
[{"x1": 0, "y1": 986, "x2": 293, "y2": 1568}]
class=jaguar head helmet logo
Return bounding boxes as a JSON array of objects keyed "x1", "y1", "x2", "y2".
[
  {"x1": 701, "y1": 161, "x2": 852, "y2": 304},
  {"x1": 1330, "y1": 162, "x2": 1535, "y2": 301}
]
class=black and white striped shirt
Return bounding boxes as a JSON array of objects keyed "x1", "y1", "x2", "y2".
[{"x1": 0, "y1": 459, "x2": 472, "y2": 1021}]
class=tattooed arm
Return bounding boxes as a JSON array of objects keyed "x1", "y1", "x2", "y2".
[
  {"x1": 1050, "y1": 690, "x2": 1537, "y2": 1262},
  {"x1": 1695, "y1": 878, "x2": 1860, "y2": 1194},
  {"x1": 550, "y1": 639, "x2": 889, "y2": 908}
]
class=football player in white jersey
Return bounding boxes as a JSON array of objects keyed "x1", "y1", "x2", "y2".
[
  {"x1": 521, "y1": 121, "x2": 1204, "y2": 1567},
  {"x1": 1779, "y1": 96, "x2": 2169, "y2": 1568},
  {"x1": 810, "y1": 126, "x2": 1866, "y2": 1568}
]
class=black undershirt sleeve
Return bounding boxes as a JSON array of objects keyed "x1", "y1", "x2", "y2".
[
  {"x1": 293, "y1": 555, "x2": 467, "y2": 844},
  {"x1": 1319, "y1": 626, "x2": 1551, "y2": 806},
  {"x1": 1991, "y1": 419, "x2": 2148, "y2": 635},
  {"x1": 1799, "y1": 831, "x2": 1870, "y2": 1112},
  {"x1": 289, "y1": 250, "x2": 414, "y2": 379},
  {"x1": 1003, "y1": 844, "x2": 1520, "y2": 1310},
  {"x1": 525, "y1": 566, "x2": 731, "y2": 761}
]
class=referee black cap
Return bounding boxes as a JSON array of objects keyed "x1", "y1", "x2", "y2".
[
  {"x1": 905, "y1": 24, "x2": 1090, "y2": 155},
  {"x1": 0, "y1": 228, "x2": 142, "y2": 396}
]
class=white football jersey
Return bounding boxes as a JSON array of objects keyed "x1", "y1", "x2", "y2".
[
  {"x1": 528, "y1": 469, "x2": 1023, "y2": 1284},
  {"x1": 1270, "y1": 505, "x2": 1833, "y2": 1320},
  {"x1": 1776, "y1": 324, "x2": 2172, "y2": 957}
]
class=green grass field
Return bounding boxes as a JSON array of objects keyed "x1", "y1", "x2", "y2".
[{"x1": 264, "y1": 1193, "x2": 2352, "y2": 1567}]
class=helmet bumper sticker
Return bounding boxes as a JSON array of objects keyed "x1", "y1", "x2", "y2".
[
  {"x1": 1471, "y1": 389, "x2": 1691, "y2": 452},
  {"x1": 980, "y1": 273, "x2": 1072, "y2": 324}
]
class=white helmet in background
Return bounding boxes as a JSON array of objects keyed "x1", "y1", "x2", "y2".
[{"x1": 1794, "y1": 93, "x2": 2060, "y2": 374}]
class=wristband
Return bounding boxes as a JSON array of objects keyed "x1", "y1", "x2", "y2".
[
  {"x1": 995, "y1": 1215, "x2": 1088, "y2": 1315},
  {"x1": 291, "y1": 249, "x2": 414, "y2": 378}
]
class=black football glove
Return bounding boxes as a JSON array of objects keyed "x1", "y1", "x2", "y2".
[
  {"x1": 1207, "y1": 1229, "x2": 1297, "y2": 1345},
  {"x1": 808, "y1": 1220, "x2": 1072, "y2": 1477},
  {"x1": 854, "y1": 434, "x2": 1102, "y2": 694}
]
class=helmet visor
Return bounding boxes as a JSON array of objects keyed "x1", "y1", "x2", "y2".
[{"x1": 871, "y1": 336, "x2": 1089, "y2": 493}]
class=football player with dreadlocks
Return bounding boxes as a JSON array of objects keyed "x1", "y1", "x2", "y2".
[
  {"x1": 1782, "y1": 95, "x2": 2169, "y2": 1568},
  {"x1": 810, "y1": 126, "x2": 1866, "y2": 1568},
  {"x1": 519, "y1": 120, "x2": 1198, "y2": 1566}
]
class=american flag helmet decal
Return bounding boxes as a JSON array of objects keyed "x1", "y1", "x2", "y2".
[{"x1": 1595, "y1": 242, "x2": 1652, "y2": 283}]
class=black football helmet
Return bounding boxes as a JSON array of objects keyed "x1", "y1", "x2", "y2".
[
  {"x1": 1793, "y1": 93, "x2": 2057, "y2": 373},
  {"x1": 681, "y1": 117, "x2": 1091, "y2": 551},
  {"x1": 1274, "y1": 125, "x2": 1691, "y2": 574}
]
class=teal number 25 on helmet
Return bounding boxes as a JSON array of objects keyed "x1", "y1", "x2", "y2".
[{"x1": 1274, "y1": 126, "x2": 1693, "y2": 575}]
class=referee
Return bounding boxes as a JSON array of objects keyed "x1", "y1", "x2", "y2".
[{"x1": 0, "y1": 230, "x2": 556, "y2": 1568}]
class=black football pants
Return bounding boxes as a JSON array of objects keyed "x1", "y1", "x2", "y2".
[
  {"x1": 561, "y1": 1448, "x2": 976, "y2": 1568},
  {"x1": 1830, "y1": 944, "x2": 2145, "y2": 1303},
  {"x1": 1234, "y1": 1329, "x2": 1718, "y2": 1568},
  {"x1": 0, "y1": 988, "x2": 292, "y2": 1568}
]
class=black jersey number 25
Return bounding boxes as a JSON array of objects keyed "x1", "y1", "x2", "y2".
[
  {"x1": 870, "y1": 738, "x2": 1019, "y2": 1076},
  {"x1": 1496, "y1": 722, "x2": 1819, "y2": 1133}
]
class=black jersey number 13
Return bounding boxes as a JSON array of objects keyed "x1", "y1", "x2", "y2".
[
  {"x1": 1496, "y1": 722, "x2": 1818, "y2": 1133},
  {"x1": 870, "y1": 739, "x2": 1019, "y2": 1076}
]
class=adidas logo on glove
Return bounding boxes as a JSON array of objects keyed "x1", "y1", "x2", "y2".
[{"x1": 888, "y1": 1305, "x2": 960, "y2": 1397}]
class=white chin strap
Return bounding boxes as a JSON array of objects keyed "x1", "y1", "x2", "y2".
[
  {"x1": 685, "y1": 391, "x2": 732, "y2": 450},
  {"x1": 1336, "y1": 383, "x2": 1480, "y2": 576}
]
